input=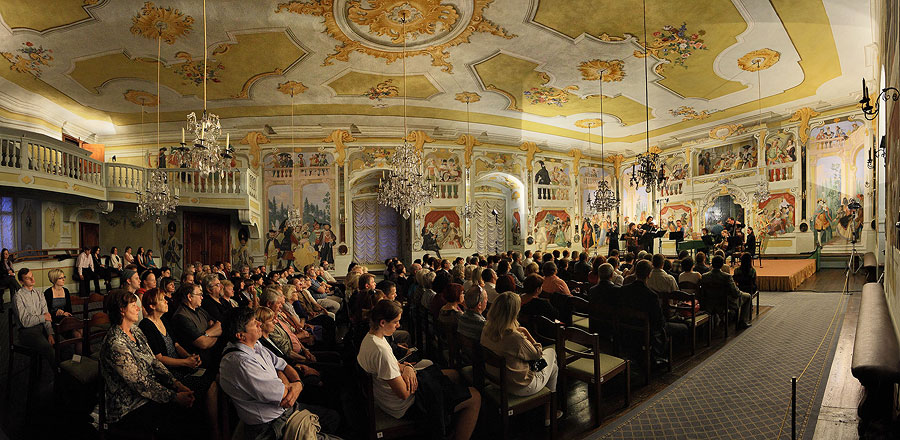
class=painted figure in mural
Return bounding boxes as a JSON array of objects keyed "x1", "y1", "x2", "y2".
[
  {"x1": 698, "y1": 152, "x2": 711, "y2": 175},
  {"x1": 535, "y1": 160, "x2": 551, "y2": 199},
  {"x1": 835, "y1": 197, "x2": 863, "y2": 242},
  {"x1": 276, "y1": 152, "x2": 293, "y2": 168},
  {"x1": 511, "y1": 213, "x2": 521, "y2": 246},
  {"x1": 161, "y1": 220, "x2": 183, "y2": 274},
  {"x1": 813, "y1": 199, "x2": 834, "y2": 247},
  {"x1": 292, "y1": 225, "x2": 319, "y2": 270},
  {"x1": 296, "y1": 153, "x2": 306, "y2": 168},
  {"x1": 534, "y1": 219, "x2": 549, "y2": 251},
  {"x1": 597, "y1": 215, "x2": 609, "y2": 247},
  {"x1": 555, "y1": 218, "x2": 571, "y2": 248},
  {"x1": 581, "y1": 218, "x2": 595, "y2": 250},
  {"x1": 278, "y1": 224, "x2": 298, "y2": 270},
  {"x1": 232, "y1": 226, "x2": 253, "y2": 269},
  {"x1": 421, "y1": 224, "x2": 442, "y2": 258},
  {"x1": 265, "y1": 229, "x2": 280, "y2": 271},
  {"x1": 316, "y1": 223, "x2": 336, "y2": 266}
]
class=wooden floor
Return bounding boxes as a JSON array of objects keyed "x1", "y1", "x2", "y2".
[{"x1": 810, "y1": 271, "x2": 865, "y2": 439}]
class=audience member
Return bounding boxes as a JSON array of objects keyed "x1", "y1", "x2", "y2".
[
  {"x1": 588, "y1": 264, "x2": 622, "y2": 309},
  {"x1": 200, "y1": 274, "x2": 230, "y2": 323},
  {"x1": 43, "y1": 268, "x2": 73, "y2": 321},
  {"x1": 540, "y1": 262, "x2": 571, "y2": 296},
  {"x1": 219, "y1": 307, "x2": 340, "y2": 440},
  {"x1": 457, "y1": 286, "x2": 488, "y2": 341},
  {"x1": 99, "y1": 289, "x2": 194, "y2": 436},
  {"x1": 76, "y1": 246, "x2": 100, "y2": 297},
  {"x1": 677, "y1": 258, "x2": 701, "y2": 291},
  {"x1": 0, "y1": 248, "x2": 19, "y2": 312},
  {"x1": 694, "y1": 252, "x2": 710, "y2": 274},
  {"x1": 481, "y1": 268, "x2": 499, "y2": 304},
  {"x1": 171, "y1": 283, "x2": 223, "y2": 368},
  {"x1": 482, "y1": 292, "x2": 559, "y2": 403},
  {"x1": 732, "y1": 253, "x2": 758, "y2": 297},
  {"x1": 438, "y1": 283, "x2": 465, "y2": 333},
  {"x1": 700, "y1": 256, "x2": 752, "y2": 330},
  {"x1": 619, "y1": 261, "x2": 669, "y2": 365},
  {"x1": 646, "y1": 254, "x2": 678, "y2": 295},
  {"x1": 13, "y1": 268, "x2": 55, "y2": 368},
  {"x1": 518, "y1": 274, "x2": 557, "y2": 324}
]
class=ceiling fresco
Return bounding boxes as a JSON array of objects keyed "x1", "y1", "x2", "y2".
[{"x1": 0, "y1": 0, "x2": 878, "y2": 154}]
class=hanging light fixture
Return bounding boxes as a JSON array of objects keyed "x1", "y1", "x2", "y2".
[
  {"x1": 588, "y1": 72, "x2": 619, "y2": 213},
  {"x1": 285, "y1": 88, "x2": 304, "y2": 230},
  {"x1": 136, "y1": 32, "x2": 179, "y2": 224},
  {"x1": 629, "y1": 0, "x2": 666, "y2": 194},
  {"x1": 177, "y1": 0, "x2": 232, "y2": 177},
  {"x1": 462, "y1": 89, "x2": 476, "y2": 219},
  {"x1": 752, "y1": 59, "x2": 771, "y2": 203},
  {"x1": 377, "y1": 10, "x2": 437, "y2": 219}
]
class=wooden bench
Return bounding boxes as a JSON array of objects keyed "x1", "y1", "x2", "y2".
[
  {"x1": 851, "y1": 282, "x2": 900, "y2": 437},
  {"x1": 863, "y1": 252, "x2": 877, "y2": 282}
]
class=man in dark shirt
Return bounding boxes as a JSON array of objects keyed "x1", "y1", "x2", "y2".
[
  {"x1": 573, "y1": 252, "x2": 592, "y2": 283},
  {"x1": 588, "y1": 263, "x2": 621, "y2": 308},
  {"x1": 700, "y1": 256, "x2": 752, "y2": 329},
  {"x1": 171, "y1": 282, "x2": 223, "y2": 367},
  {"x1": 619, "y1": 260, "x2": 669, "y2": 364}
]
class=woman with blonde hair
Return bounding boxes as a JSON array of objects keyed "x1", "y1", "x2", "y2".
[
  {"x1": 481, "y1": 291, "x2": 559, "y2": 398},
  {"x1": 44, "y1": 268, "x2": 81, "y2": 352},
  {"x1": 524, "y1": 262, "x2": 540, "y2": 278}
]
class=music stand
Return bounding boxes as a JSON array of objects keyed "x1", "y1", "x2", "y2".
[{"x1": 668, "y1": 231, "x2": 684, "y2": 242}]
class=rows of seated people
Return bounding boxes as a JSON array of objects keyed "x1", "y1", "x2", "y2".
[{"x1": 4, "y1": 244, "x2": 759, "y2": 439}]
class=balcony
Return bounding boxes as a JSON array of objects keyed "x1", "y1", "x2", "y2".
[{"x1": 0, "y1": 130, "x2": 259, "y2": 214}]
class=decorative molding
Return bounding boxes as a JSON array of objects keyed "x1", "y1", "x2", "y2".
[
  {"x1": 323, "y1": 129, "x2": 356, "y2": 167},
  {"x1": 130, "y1": 2, "x2": 194, "y2": 45},
  {"x1": 788, "y1": 107, "x2": 820, "y2": 145},
  {"x1": 454, "y1": 134, "x2": 481, "y2": 169},
  {"x1": 708, "y1": 124, "x2": 744, "y2": 140},
  {"x1": 405, "y1": 130, "x2": 434, "y2": 154},
  {"x1": 518, "y1": 141, "x2": 542, "y2": 172},
  {"x1": 737, "y1": 48, "x2": 781, "y2": 72},
  {"x1": 239, "y1": 132, "x2": 270, "y2": 169},
  {"x1": 567, "y1": 149, "x2": 583, "y2": 177}
]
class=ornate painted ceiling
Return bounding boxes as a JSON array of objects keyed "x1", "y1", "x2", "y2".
[{"x1": 0, "y1": 0, "x2": 880, "y2": 154}]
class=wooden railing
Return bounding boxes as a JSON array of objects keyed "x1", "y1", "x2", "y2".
[
  {"x1": 11, "y1": 247, "x2": 79, "y2": 263},
  {"x1": 0, "y1": 131, "x2": 104, "y2": 188},
  {"x1": 106, "y1": 163, "x2": 259, "y2": 198}
]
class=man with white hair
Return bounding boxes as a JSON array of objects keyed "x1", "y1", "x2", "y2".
[{"x1": 457, "y1": 286, "x2": 488, "y2": 340}]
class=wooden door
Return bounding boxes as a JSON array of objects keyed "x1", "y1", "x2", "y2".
[
  {"x1": 79, "y1": 222, "x2": 99, "y2": 250},
  {"x1": 184, "y1": 212, "x2": 230, "y2": 265}
]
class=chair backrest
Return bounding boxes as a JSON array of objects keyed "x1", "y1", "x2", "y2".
[
  {"x1": 530, "y1": 315, "x2": 561, "y2": 346},
  {"x1": 53, "y1": 316, "x2": 86, "y2": 361},
  {"x1": 84, "y1": 312, "x2": 111, "y2": 355},
  {"x1": 481, "y1": 344, "x2": 507, "y2": 389},
  {"x1": 355, "y1": 365, "x2": 379, "y2": 437},
  {"x1": 678, "y1": 280, "x2": 698, "y2": 295},
  {"x1": 558, "y1": 325, "x2": 601, "y2": 370},
  {"x1": 456, "y1": 333, "x2": 484, "y2": 389},
  {"x1": 569, "y1": 295, "x2": 591, "y2": 320},
  {"x1": 549, "y1": 292, "x2": 572, "y2": 326},
  {"x1": 616, "y1": 307, "x2": 650, "y2": 347},
  {"x1": 698, "y1": 282, "x2": 728, "y2": 314}
]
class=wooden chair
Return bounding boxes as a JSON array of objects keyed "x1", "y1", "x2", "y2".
[
  {"x1": 83, "y1": 312, "x2": 111, "y2": 357},
  {"x1": 441, "y1": 321, "x2": 460, "y2": 369},
  {"x1": 754, "y1": 239, "x2": 764, "y2": 267},
  {"x1": 71, "y1": 292, "x2": 105, "y2": 320},
  {"x1": 568, "y1": 295, "x2": 591, "y2": 331},
  {"x1": 356, "y1": 366, "x2": 419, "y2": 440},
  {"x1": 456, "y1": 333, "x2": 484, "y2": 389},
  {"x1": 677, "y1": 280, "x2": 699, "y2": 295},
  {"x1": 698, "y1": 284, "x2": 731, "y2": 340},
  {"x1": 482, "y1": 345, "x2": 556, "y2": 439},
  {"x1": 660, "y1": 290, "x2": 711, "y2": 355},
  {"x1": 616, "y1": 307, "x2": 671, "y2": 384},
  {"x1": 4, "y1": 299, "x2": 42, "y2": 419},
  {"x1": 556, "y1": 325, "x2": 630, "y2": 427}
]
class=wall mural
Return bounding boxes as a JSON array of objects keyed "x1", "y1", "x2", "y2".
[
  {"x1": 622, "y1": 167, "x2": 650, "y2": 227},
  {"x1": 809, "y1": 118, "x2": 863, "y2": 151},
  {"x1": 696, "y1": 138, "x2": 758, "y2": 176},
  {"x1": 757, "y1": 192, "x2": 795, "y2": 237},
  {"x1": 263, "y1": 151, "x2": 336, "y2": 269},
  {"x1": 579, "y1": 165, "x2": 613, "y2": 214},
  {"x1": 425, "y1": 149, "x2": 462, "y2": 198},
  {"x1": 581, "y1": 212, "x2": 614, "y2": 251},
  {"x1": 423, "y1": 209, "x2": 463, "y2": 250},
  {"x1": 158, "y1": 218, "x2": 184, "y2": 275},
  {"x1": 533, "y1": 209, "x2": 571, "y2": 250},
  {"x1": 534, "y1": 159, "x2": 571, "y2": 186},
  {"x1": 704, "y1": 195, "x2": 745, "y2": 232},
  {"x1": 661, "y1": 154, "x2": 690, "y2": 181},
  {"x1": 232, "y1": 225, "x2": 253, "y2": 269},
  {"x1": 474, "y1": 152, "x2": 522, "y2": 177},
  {"x1": 44, "y1": 205, "x2": 60, "y2": 248},
  {"x1": 660, "y1": 204, "x2": 693, "y2": 237},
  {"x1": 765, "y1": 131, "x2": 797, "y2": 165},
  {"x1": 349, "y1": 147, "x2": 393, "y2": 173},
  {"x1": 511, "y1": 210, "x2": 521, "y2": 246}
]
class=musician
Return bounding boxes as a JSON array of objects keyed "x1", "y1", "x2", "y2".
[
  {"x1": 607, "y1": 221, "x2": 620, "y2": 256},
  {"x1": 623, "y1": 223, "x2": 639, "y2": 255},
  {"x1": 745, "y1": 227, "x2": 757, "y2": 257},
  {"x1": 725, "y1": 217, "x2": 744, "y2": 237},
  {"x1": 716, "y1": 230, "x2": 731, "y2": 252},
  {"x1": 640, "y1": 216, "x2": 658, "y2": 253},
  {"x1": 699, "y1": 227, "x2": 714, "y2": 254}
]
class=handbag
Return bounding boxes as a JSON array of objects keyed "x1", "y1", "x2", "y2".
[{"x1": 528, "y1": 357, "x2": 548, "y2": 372}]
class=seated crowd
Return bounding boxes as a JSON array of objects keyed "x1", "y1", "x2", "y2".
[{"x1": 4, "y1": 244, "x2": 758, "y2": 439}]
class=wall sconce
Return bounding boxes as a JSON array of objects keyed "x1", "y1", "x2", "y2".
[
  {"x1": 867, "y1": 135, "x2": 886, "y2": 169},
  {"x1": 859, "y1": 79, "x2": 899, "y2": 121}
]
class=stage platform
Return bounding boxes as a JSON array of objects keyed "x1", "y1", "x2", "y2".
[{"x1": 754, "y1": 258, "x2": 817, "y2": 291}]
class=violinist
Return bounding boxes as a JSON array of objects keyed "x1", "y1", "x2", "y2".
[
  {"x1": 640, "y1": 216, "x2": 658, "y2": 253},
  {"x1": 623, "y1": 223, "x2": 639, "y2": 255}
]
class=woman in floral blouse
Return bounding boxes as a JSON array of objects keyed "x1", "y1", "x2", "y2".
[{"x1": 100, "y1": 289, "x2": 194, "y2": 435}]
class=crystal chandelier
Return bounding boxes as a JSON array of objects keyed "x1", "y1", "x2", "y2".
[
  {"x1": 177, "y1": 0, "x2": 232, "y2": 178},
  {"x1": 285, "y1": 86, "x2": 303, "y2": 230},
  {"x1": 752, "y1": 59, "x2": 771, "y2": 203},
  {"x1": 587, "y1": 75, "x2": 619, "y2": 213},
  {"x1": 377, "y1": 11, "x2": 436, "y2": 219},
  {"x1": 630, "y1": 0, "x2": 666, "y2": 194},
  {"x1": 136, "y1": 169, "x2": 179, "y2": 224},
  {"x1": 136, "y1": 33, "x2": 178, "y2": 224}
]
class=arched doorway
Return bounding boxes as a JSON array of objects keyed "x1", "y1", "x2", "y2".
[
  {"x1": 348, "y1": 170, "x2": 410, "y2": 265},
  {"x1": 471, "y1": 172, "x2": 525, "y2": 255}
]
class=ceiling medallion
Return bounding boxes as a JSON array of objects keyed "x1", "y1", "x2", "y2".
[
  {"x1": 738, "y1": 48, "x2": 780, "y2": 72},
  {"x1": 276, "y1": 0, "x2": 514, "y2": 73},
  {"x1": 130, "y1": 2, "x2": 194, "y2": 45},
  {"x1": 574, "y1": 119, "x2": 602, "y2": 129},
  {"x1": 669, "y1": 105, "x2": 713, "y2": 121},
  {"x1": 454, "y1": 91, "x2": 481, "y2": 103},
  {"x1": 276, "y1": 80, "x2": 308, "y2": 96},
  {"x1": 578, "y1": 59, "x2": 625, "y2": 82},
  {"x1": 123, "y1": 90, "x2": 159, "y2": 106}
]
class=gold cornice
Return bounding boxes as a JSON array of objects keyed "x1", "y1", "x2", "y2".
[{"x1": 323, "y1": 129, "x2": 356, "y2": 166}]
